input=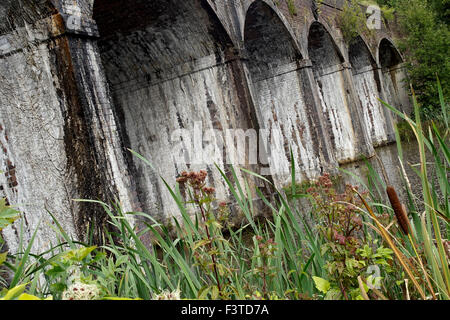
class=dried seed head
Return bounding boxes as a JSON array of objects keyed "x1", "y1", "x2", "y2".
[
  {"x1": 219, "y1": 201, "x2": 227, "y2": 207},
  {"x1": 176, "y1": 176, "x2": 188, "y2": 184},
  {"x1": 444, "y1": 241, "x2": 450, "y2": 261},
  {"x1": 386, "y1": 186, "x2": 410, "y2": 235},
  {"x1": 202, "y1": 187, "x2": 215, "y2": 195}
]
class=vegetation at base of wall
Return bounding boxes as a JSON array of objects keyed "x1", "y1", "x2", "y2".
[
  {"x1": 0, "y1": 83, "x2": 448, "y2": 300},
  {"x1": 0, "y1": 190, "x2": 20, "y2": 289},
  {"x1": 395, "y1": 118, "x2": 448, "y2": 143}
]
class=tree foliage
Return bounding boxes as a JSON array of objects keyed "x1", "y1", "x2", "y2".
[{"x1": 376, "y1": 0, "x2": 450, "y2": 119}]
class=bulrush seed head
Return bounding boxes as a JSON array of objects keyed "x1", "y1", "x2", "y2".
[{"x1": 386, "y1": 186, "x2": 410, "y2": 235}]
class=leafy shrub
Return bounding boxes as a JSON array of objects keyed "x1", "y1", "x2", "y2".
[
  {"x1": 0, "y1": 196, "x2": 19, "y2": 287},
  {"x1": 306, "y1": 175, "x2": 394, "y2": 300},
  {"x1": 376, "y1": 0, "x2": 450, "y2": 119},
  {"x1": 338, "y1": 0, "x2": 374, "y2": 42}
]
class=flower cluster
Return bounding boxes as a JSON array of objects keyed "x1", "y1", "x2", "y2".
[
  {"x1": 61, "y1": 280, "x2": 100, "y2": 300},
  {"x1": 176, "y1": 170, "x2": 207, "y2": 189},
  {"x1": 216, "y1": 201, "x2": 231, "y2": 226},
  {"x1": 255, "y1": 236, "x2": 278, "y2": 258},
  {"x1": 152, "y1": 288, "x2": 181, "y2": 300},
  {"x1": 307, "y1": 174, "x2": 366, "y2": 248},
  {"x1": 176, "y1": 170, "x2": 216, "y2": 199}
]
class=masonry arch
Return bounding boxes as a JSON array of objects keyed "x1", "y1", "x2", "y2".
[
  {"x1": 308, "y1": 21, "x2": 366, "y2": 163},
  {"x1": 93, "y1": 0, "x2": 256, "y2": 221},
  {"x1": 244, "y1": 0, "x2": 323, "y2": 186},
  {"x1": 304, "y1": 17, "x2": 346, "y2": 60},
  {"x1": 349, "y1": 36, "x2": 392, "y2": 147},
  {"x1": 242, "y1": 0, "x2": 303, "y2": 53},
  {"x1": 378, "y1": 38, "x2": 411, "y2": 114}
]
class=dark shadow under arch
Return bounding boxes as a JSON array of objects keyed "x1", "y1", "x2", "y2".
[
  {"x1": 93, "y1": 0, "x2": 236, "y2": 86},
  {"x1": 92, "y1": 0, "x2": 257, "y2": 223},
  {"x1": 379, "y1": 38, "x2": 404, "y2": 69},
  {"x1": 308, "y1": 21, "x2": 345, "y2": 69},
  {"x1": 243, "y1": 0, "x2": 323, "y2": 185},
  {"x1": 308, "y1": 21, "x2": 362, "y2": 163},
  {"x1": 349, "y1": 36, "x2": 393, "y2": 146},
  {"x1": 378, "y1": 38, "x2": 411, "y2": 114},
  {"x1": 244, "y1": 0, "x2": 302, "y2": 76},
  {"x1": 349, "y1": 36, "x2": 378, "y2": 75}
]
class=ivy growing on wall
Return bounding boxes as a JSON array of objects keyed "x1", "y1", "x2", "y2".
[
  {"x1": 337, "y1": 0, "x2": 374, "y2": 43},
  {"x1": 273, "y1": 0, "x2": 298, "y2": 16},
  {"x1": 286, "y1": 0, "x2": 298, "y2": 16}
]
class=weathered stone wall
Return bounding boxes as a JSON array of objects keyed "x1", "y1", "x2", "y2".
[
  {"x1": 349, "y1": 36, "x2": 394, "y2": 147},
  {"x1": 0, "y1": 1, "x2": 135, "y2": 253},
  {"x1": 0, "y1": 37, "x2": 77, "y2": 253},
  {"x1": 92, "y1": 0, "x2": 264, "y2": 222},
  {"x1": 379, "y1": 38, "x2": 411, "y2": 115},
  {"x1": 244, "y1": 1, "x2": 324, "y2": 187},
  {"x1": 0, "y1": 0, "x2": 412, "y2": 252}
]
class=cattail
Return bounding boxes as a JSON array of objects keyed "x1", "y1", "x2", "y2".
[
  {"x1": 444, "y1": 241, "x2": 450, "y2": 261},
  {"x1": 386, "y1": 186, "x2": 410, "y2": 235}
]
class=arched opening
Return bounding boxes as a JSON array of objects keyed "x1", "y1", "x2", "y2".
[
  {"x1": 308, "y1": 22, "x2": 359, "y2": 163},
  {"x1": 349, "y1": 36, "x2": 391, "y2": 147},
  {"x1": 244, "y1": 1, "x2": 322, "y2": 185},
  {"x1": 379, "y1": 39, "x2": 411, "y2": 114},
  {"x1": 93, "y1": 0, "x2": 255, "y2": 221}
]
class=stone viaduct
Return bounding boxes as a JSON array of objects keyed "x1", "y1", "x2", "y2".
[{"x1": 0, "y1": 0, "x2": 411, "y2": 251}]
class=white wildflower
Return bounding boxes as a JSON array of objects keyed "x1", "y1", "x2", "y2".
[
  {"x1": 153, "y1": 288, "x2": 181, "y2": 300},
  {"x1": 62, "y1": 281, "x2": 101, "y2": 300}
]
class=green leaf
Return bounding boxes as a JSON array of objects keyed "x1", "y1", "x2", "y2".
[
  {"x1": 10, "y1": 221, "x2": 41, "y2": 287},
  {"x1": 0, "y1": 198, "x2": 20, "y2": 231},
  {"x1": 0, "y1": 251, "x2": 7, "y2": 265},
  {"x1": 1, "y1": 283, "x2": 27, "y2": 300},
  {"x1": 375, "y1": 247, "x2": 394, "y2": 258},
  {"x1": 362, "y1": 244, "x2": 372, "y2": 257},
  {"x1": 50, "y1": 282, "x2": 67, "y2": 293},
  {"x1": 193, "y1": 239, "x2": 211, "y2": 251},
  {"x1": 324, "y1": 288, "x2": 342, "y2": 300},
  {"x1": 17, "y1": 293, "x2": 42, "y2": 300},
  {"x1": 128, "y1": 149, "x2": 156, "y2": 171},
  {"x1": 62, "y1": 246, "x2": 97, "y2": 262},
  {"x1": 312, "y1": 276, "x2": 330, "y2": 294},
  {"x1": 197, "y1": 286, "x2": 210, "y2": 300},
  {"x1": 45, "y1": 264, "x2": 67, "y2": 277},
  {"x1": 211, "y1": 286, "x2": 219, "y2": 300}
]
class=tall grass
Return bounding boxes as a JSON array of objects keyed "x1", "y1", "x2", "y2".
[
  {"x1": 352, "y1": 79, "x2": 449, "y2": 299},
  {"x1": 1, "y1": 160, "x2": 328, "y2": 300},
  {"x1": 67, "y1": 162, "x2": 327, "y2": 300}
]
